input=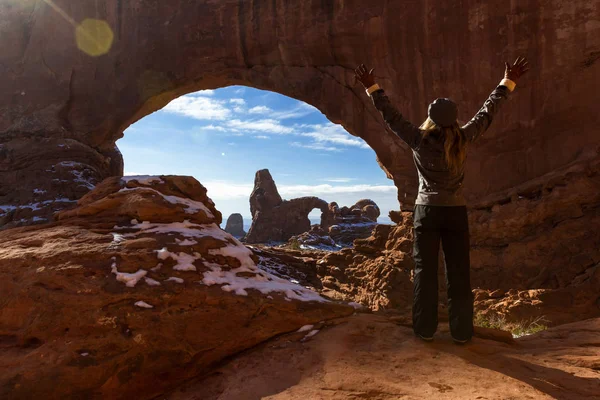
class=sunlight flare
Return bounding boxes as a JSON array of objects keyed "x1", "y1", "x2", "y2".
[{"x1": 42, "y1": 0, "x2": 114, "y2": 57}]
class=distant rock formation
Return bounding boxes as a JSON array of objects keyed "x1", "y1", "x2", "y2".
[
  {"x1": 287, "y1": 225, "x2": 339, "y2": 251},
  {"x1": 224, "y1": 213, "x2": 246, "y2": 238},
  {"x1": 245, "y1": 169, "x2": 330, "y2": 244},
  {"x1": 246, "y1": 170, "x2": 384, "y2": 245},
  {"x1": 326, "y1": 199, "x2": 380, "y2": 245}
]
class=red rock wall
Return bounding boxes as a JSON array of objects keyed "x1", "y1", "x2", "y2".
[{"x1": 1, "y1": 1, "x2": 599, "y2": 209}]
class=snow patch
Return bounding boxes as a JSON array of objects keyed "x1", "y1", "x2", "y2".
[
  {"x1": 156, "y1": 247, "x2": 199, "y2": 271},
  {"x1": 151, "y1": 263, "x2": 162, "y2": 272},
  {"x1": 116, "y1": 221, "x2": 231, "y2": 241},
  {"x1": 144, "y1": 277, "x2": 161, "y2": 286},
  {"x1": 297, "y1": 325, "x2": 314, "y2": 333},
  {"x1": 111, "y1": 233, "x2": 125, "y2": 243},
  {"x1": 302, "y1": 330, "x2": 320, "y2": 341},
  {"x1": 117, "y1": 221, "x2": 326, "y2": 302},
  {"x1": 0, "y1": 198, "x2": 75, "y2": 213},
  {"x1": 348, "y1": 302, "x2": 365, "y2": 310},
  {"x1": 110, "y1": 260, "x2": 147, "y2": 287},
  {"x1": 202, "y1": 242, "x2": 326, "y2": 302},
  {"x1": 134, "y1": 301, "x2": 154, "y2": 309},
  {"x1": 122, "y1": 176, "x2": 163, "y2": 185},
  {"x1": 176, "y1": 238, "x2": 198, "y2": 246},
  {"x1": 118, "y1": 187, "x2": 214, "y2": 217},
  {"x1": 166, "y1": 277, "x2": 184, "y2": 284}
]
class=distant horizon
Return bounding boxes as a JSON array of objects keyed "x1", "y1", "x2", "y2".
[{"x1": 228, "y1": 214, "x2": 393, "y2": 227}]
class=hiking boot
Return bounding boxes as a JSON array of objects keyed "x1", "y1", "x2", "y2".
[
  {"x1": 452, "y1": 336, "x2": 471, "y2": 345},
  {"x1": 416, "y1": 333, "x2": 434, "y2": 342}
]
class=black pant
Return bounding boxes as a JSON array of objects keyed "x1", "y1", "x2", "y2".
[{"x1": 412, "y1": 205, "x2": 473, "y2": 340}]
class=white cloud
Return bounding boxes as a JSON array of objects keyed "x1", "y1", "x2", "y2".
[
  {"x1": 202, "y1": 124, "x2": 228, "y2": 132},
  {"x1": 164, "y1": 95, "x2": 230, "y2": 120},
  {"x1": 188, "y1": 90, "x2": 215, "y2": 97},
  {"x1": 248, "y1": 105, "x2": 272, "y2": 114},
  {"x1": 277, "y1": 105, "x2": 318, "y2": 120},
  {"x1": 159, "y1": 90, "x2": 368, "y2": 152},
  {"x1": 203, "y1": 181, "x2": 396, "y2": 201},
  {"x1": 203, "y1": 181, "x2": 254, "y2": 199},
  {"x1": 299, "y1": 124, "x2": 370, "y2": 149},
  {"x1": 227, "y1": 119, "x2": 295, "y2": 134},
  {"x1": 291, "y1": 141, "x2": 340, "y2": 152},
  {"x1": 278, "y1": 184, "x2": 396, "y2": 197},
  {"x1": 321, "y1": 178, "x2": 356, "y2": 183},
  {"x1": 255, "y1": 135, "x2": 269, "y2": 139}
]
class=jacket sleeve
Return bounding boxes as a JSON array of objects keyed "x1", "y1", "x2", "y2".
[
  {"x1": 370, "y1": 90, "x2": 422, "y2": 150},
  {"x1": 462, "y1": 85, "x2": 512, "y2": 143}
]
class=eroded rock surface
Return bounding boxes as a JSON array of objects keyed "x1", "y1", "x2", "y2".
[{"x1": 0, "y1": 175, "x2": 352, "y2": 400}]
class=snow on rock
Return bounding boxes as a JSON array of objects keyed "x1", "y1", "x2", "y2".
[
  {"x1": 116, "y1": 221, "x2": 231, "y2": 241},
  {"x1": 144, "y1": 277, "x2": 161, "y2": 286},
  {"x1": 208, "y1": 239, "x2": 255, "y2": 269},
  {"x1": 111, "y1": 233, "x2": 125, "y2": 244},
  {"x1": 156, "y1": 247, "x2": 199, "y2": 271},
  {"x1": 348, "y1": 302, "x2": 365, "y2": 310},
  {"x1": 110, "y1": 259, "x2": 147, "y2": 287},
  {"x1": 203, "y1": 241, "x2": 326, "y2": 302},
  {"x1": 297, "y1": 325, "x2": 314, "y2": 333},
  {"x1": 134, "y1": 301, "x2": 154, "y2": 309},
  {"x1": 166, "y1": 277, "x2": 184, "y2": 284},
  {"x1": 122, "y1": 176, "x2": 163, "y2": 185},
  {"x1": 175, "y1": 238, "x2": 198, "y2": 246},
  {"x1": 118, "y1": 220, "x2": 326, "y2": 302},
  {"x1": 151, "y1": 263, "x2": 162, "y2": 272},
  {"x1": 0, "y1": 198, "x2": 75, "y2": 214},
  {"x1": 119, "y1": 186, "x2": 214, "y2": 218},
  {"x1": 302, "y1": 329, "x2": 320, "y2": 341}
]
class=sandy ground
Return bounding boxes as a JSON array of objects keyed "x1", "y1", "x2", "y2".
[{"x1": 163, "y1": 314, "x2": 600, "y2": 400}]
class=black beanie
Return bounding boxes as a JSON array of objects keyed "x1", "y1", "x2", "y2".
[{"x1": 428, "y1": 98, "x2": 458, "y2": 127}]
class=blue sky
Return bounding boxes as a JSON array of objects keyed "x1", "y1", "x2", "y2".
[{"x1": 118, "y1": 86, "x2": 397, "y2": 224}]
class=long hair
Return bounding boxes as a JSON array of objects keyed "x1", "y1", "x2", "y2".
[{"x1": 420, "y1": 117, "x2": 468, "y2": 174}]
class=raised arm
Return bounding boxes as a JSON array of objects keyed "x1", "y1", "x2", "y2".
[
  {"x1": 355, "y1": 64, "x2": 421, "y2": 150},
  {"x1": 462, "y1": 57, "x2": 529, "y2": 143}
]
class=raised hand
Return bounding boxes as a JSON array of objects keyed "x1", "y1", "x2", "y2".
[
  {"x1": 355, "y1": 64, "x2": 376, "y2": 89},
  {"x1": 504, "y1": 57, "x2": 529, "y2": 82}
]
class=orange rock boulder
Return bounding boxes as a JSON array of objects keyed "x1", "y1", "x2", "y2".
[{"x1": 0, "y1": 175, "x2": 353, "y2": 400}]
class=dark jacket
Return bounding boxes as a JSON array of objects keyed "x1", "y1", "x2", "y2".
[{"x1": 371, "y1": 85, "x2": 511, "y2": 206}]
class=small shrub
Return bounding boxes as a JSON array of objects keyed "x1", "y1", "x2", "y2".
[
  {"x1": 474, "y1": 313, "x2": 548, "y2": 338},
  {"x1": 288, "y1": 238, "x2": 301, "y2": 250}
]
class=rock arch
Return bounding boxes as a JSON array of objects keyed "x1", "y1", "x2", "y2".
[
  {"x1": 245, "y1": 169, "x2": 330, "y2": 244},
  {"x1": 0, "y1": 0, "x2": 599, "y2": 226}
]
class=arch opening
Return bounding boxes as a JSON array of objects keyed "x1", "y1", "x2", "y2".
[{"x1": 117, "y1": 85, "x2": 398, "y2": 244}]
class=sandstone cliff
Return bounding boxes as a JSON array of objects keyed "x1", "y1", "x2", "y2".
[{"x1": 1, "y1": 0, "x2": 598, "y2": 216}]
